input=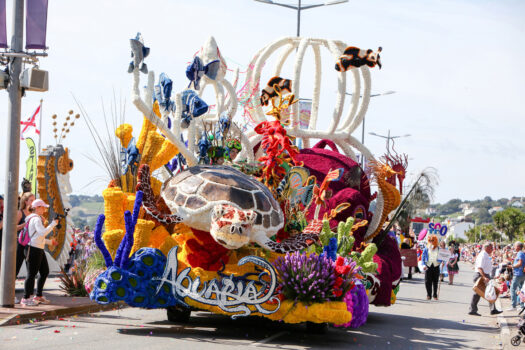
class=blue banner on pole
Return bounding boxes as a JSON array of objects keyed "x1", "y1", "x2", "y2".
[{"x1": 26, "y1": 0, "x2": 48, "y2": 50}]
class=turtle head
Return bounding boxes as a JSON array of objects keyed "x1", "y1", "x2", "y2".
[{"x1": 210, "y1": 204, "x2": 257, "y2": 250}]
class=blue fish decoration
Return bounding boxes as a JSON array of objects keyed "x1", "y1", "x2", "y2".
[
  {"x1": 154, "y1": 73, "x2": 174, "y2": 112},
  {"x1": 180, "y1": 90, "x2": 208, "y2": 128},
  {"x1": 186, "y1": 56, "x2": 221, "y2": 90},
  {"x1": 127, "y1": 32, "x2": 150, "y2": 74}
]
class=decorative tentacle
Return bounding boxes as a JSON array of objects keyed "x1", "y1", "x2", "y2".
[
  {"x1": 137, "y1": 164, "x2": 183, "y2": 224},
  {"x1": 120, "y1": 210, "x2": 135, "y2": 268},
  {"x1": 264, "y1": 233, "x2": 320, "y2": 254},
  {"x1": 113, "y1": 210, "x2": 132, "y2": 267},
  {"x1": 94, "y1": 214, "x2": 112, "y2": 268}
]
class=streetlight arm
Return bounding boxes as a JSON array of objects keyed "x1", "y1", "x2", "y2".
[{"x1": 254, "y1": 0, "x2": 298, "y2": 9}]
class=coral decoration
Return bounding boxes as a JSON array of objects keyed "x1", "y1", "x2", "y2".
[
  {"x1": 130, "y1": 219, "x2": 155, "y2": 255},
  {"x1": 384, "y1": 153, "x2": 408, "y2": 195},
  {"x1": 93, "y1": 214, "x2": 112, "y2": 268},
  {"x1": 102, "y1": 229, "x2": 125, "y2": 259},
  {"x1": 254, "y1": 84, "x2": 300, "y2": 188},
  {"x1": 115, "y1": 124, "x2": 133, "y2": 148},
  {"x1": 364, "y1": 161, "x2": 401, "y2": 241},
  {"x1": 141, "y1": 132, "x2": 165, "y2": 166},
  {"x1": 150, "y1": 140, "x2": 179, "y2": 171},
  {"x1": 149, "y1": 225, "x2": 170, "y2": 248},
  {"x1": 158, "y1": 236, "x2": 177, "y2": 256},
  {"x1": 335, "y1": 282, "x2": 369, "y2": 328},
  {"x1": 102, "y1": 187, "x2": 127, "y2": 232},
  {"x1": 136, "y1": 102, "x2": 161, "y2": 153}
]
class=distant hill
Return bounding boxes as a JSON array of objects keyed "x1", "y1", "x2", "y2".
[
  {"x1": 68, "y1": 194, "x2": 105, "y2": 229},
  {"x1": 428, "y1": 196, "x2": 524, "y2": 224}
]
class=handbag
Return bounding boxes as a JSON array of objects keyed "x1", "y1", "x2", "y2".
[{"x1": 17, "y1": 216, "x2": 37, "y2": 246}]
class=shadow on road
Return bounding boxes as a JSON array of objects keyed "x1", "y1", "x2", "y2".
[{"x1": 68, "y1": 308, "x2": 497, "y2": 349}]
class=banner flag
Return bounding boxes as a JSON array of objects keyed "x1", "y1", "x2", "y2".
[
  {"x1": 25, "y1": 137, "x2": 37, "y2": 194},
  {"x1": 21, "y1": 104, "x2": 41, "y2": 140},
  {"x1": 26, "y1": 0, "x2": 48, "y2": 50},
  {"x1": 0, "y1": 0, "x2": 6, "y2": 48}
]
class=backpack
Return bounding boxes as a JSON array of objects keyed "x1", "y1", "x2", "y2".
[{"x1": 18, "y1": 216, "x2": 37, "y2": 247}]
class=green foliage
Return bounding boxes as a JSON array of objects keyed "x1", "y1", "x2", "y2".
[
  {"x1": 465, "y1": 223, "x2": 502, "y2": 243},
  {"x1": 86, "y1": 250, "x2": 106, "y2": 274},
  {"x1": 493, "y1": 208, "x2": 525, "y2": 241},
  {"x1": 59, "y1": 262, "x2": 88, "y2": 297},
  {"x1": 350, "y1": 244, "x2": 378, "y2": 274},
  {"x1": 337, "y1": 217, "x2": 356, "y2": 256}
]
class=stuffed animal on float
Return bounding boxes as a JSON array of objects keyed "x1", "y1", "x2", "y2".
[
  {"x1": 136, "y1": 164, "x2": 319, "y2": 254},
  {"x1": 335, "y1": 46, "x2": 382, "y2": 72},
  {"x1": 260, "y1": 76, "x2": 292, "y2": 106},
  {"x1": 36, "y1": 145, "x2": 74, "y2": 267}
]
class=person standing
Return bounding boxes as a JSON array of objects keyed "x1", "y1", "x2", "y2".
[
  {"x1": 20, "y1": 199, "x2": 58, "y2": 306},
  {"x1": 422, "y1": 234, "x2": 441, "y2": 300},
  {"x1": 468, "y1": 243, "x2": 502, "y2": 316},
  {"x1": 507, "y1": 242, "x2": 525, "y2": 311},
  {"x1": 15, "y1": 192, "x2": 35, "y2": 277},
  {"x1": 447, "y1": 244, "x2": 459, "y2": 285}
]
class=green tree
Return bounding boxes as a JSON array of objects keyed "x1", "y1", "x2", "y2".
[
  {"x1": 493, "y1": 208, "x2": 525, "y2": 241},
  {"x1": 465, "y1": 224, "x2": 501, "y2": 243}
]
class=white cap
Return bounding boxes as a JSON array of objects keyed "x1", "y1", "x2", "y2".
[{"x1": 31, "y1": 199, "x2": 49, "y2": 208}]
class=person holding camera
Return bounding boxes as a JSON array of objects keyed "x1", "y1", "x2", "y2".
[{"x1": 20, "y1": 199, "x2": 58, "y2": 307}]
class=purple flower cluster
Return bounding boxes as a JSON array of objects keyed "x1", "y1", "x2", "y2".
[
  {"x1": 273, "y1": 251, "x2": 337, "y2": 304},
  {"x1": 335, "y1": 282, "x2": 369, "y2": 328}
]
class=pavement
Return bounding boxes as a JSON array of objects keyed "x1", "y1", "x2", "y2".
[
  {"x1": 0, "y1": 261, "x2": 509, "y2": 349},
  {"x1": 0, "y1": 276, "x2": 122, "y2": 327}
]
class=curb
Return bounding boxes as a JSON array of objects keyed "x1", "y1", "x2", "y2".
[{"x1": 0, "y1": 301, "x2": 126, "y2": 327}]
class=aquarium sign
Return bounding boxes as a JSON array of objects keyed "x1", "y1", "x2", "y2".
[{"x1": 154, "y1": 247, "x2": 281, "y2": 319}]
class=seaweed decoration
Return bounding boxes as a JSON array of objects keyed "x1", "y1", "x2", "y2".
[
  {"x1": 94, "y1": 214, "x2": 113, "y2": 268},
  {"x1": 254, "y1": 85, "x2": 299, "y2": 190}
]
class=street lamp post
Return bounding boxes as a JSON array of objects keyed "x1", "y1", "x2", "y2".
[
  {"x1": 254, "y1": 0, "x2": 348, "y2": 37},
  {"x1": 369, "y1": 129, "x2": 411, "y2": 155},
  {"x1": 344, "y1": 90, "x2": 395, "y2": 166}
]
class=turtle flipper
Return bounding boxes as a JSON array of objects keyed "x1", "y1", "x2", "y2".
[
  {"x1": 137, "y1": 164, "x2": 183, "y2": 224},
  {"x1": 252, "y1": 231, "x2": 319, "y2": 254}
]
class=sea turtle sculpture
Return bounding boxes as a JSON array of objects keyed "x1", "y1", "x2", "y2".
[{"x1": 137, "y1": 164, "x2": 318, "y2": 253}]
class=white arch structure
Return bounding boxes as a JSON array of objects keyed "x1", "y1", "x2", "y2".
[{"x1": 130, "y1": 36, "x2": 382, "y2": 239}]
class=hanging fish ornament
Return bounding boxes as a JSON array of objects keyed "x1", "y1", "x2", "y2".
[
  {"x1": 127, "y1": 33, "x2": 150, "y2": 74},
  {"x1": 260, "y1": 76, "x2": 292, "y2": 106},
  {"x1": 154, "y1": 73, "x2": 174, "y2": 112},
  {"x1": 185, "y1": 56, "x2": 221, "y2": 90},
  {"x1": 179, "y1": 90, "x2": 209, "y2": 128},
  {"x1": 335, "y1": 46, "x2": 382, "y2": 72}
]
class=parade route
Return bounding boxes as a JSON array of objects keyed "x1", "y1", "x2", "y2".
[{"x1": 1, "y1": 262, "x2": 504, "y2": 349}]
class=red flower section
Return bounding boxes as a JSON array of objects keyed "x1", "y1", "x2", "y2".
[{"x1": 185, "y1": 229, "x2": 230, "y2": 271}]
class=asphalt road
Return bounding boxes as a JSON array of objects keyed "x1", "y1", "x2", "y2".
[{"x1": 1, "y1": 262, "x2": 503, "y2": 349}]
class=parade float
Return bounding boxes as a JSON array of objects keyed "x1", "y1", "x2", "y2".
[
  {"x1": 88, "y1": 33, "x2": 403, "y2": 330},
  {"x1": 34, "y1": 111, "x2": 79, "y2": 267}
]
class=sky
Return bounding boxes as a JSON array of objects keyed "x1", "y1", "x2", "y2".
[{"x1": 0, "y1": 0, "x2": 524, "y2": 204}]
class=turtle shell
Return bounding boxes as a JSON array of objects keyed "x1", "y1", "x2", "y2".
[{"x1": 161, "y1": 165, "x2": 282, "y2": 230}]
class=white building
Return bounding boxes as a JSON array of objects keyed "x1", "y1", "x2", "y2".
[
  {"x1": 489, "y1": 206, "x2": 504, "y2": 215},
  {"x1": 448, "y1": 222, "x2": 474, "y2": 240}
]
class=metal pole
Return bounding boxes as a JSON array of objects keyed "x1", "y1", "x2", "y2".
[
  {"x1": 386, "y1": 129, "x2": 391, "y2": 154},
  {"x1": 297, "y1": 0, "x2": 301, "y2": 37},
  {"x1": 361, "y1": 116, "x2": 365, "y2": 167},
  {"x1": 0, "y1": 0, "x2": 24, "y2": 307}
]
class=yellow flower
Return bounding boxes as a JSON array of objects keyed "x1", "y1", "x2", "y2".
[
  {"x1": 136, "y1": 101, "x2": 161, "y2": 153},
  {"x1": 115, "y1": 124, "x2": 133, "y2": 148},
  {"x1": 150, "y1": 140, "x2": 179, "y2": 171},
  {"x1": 102, "y1": 187, "x2": 126, "y2": 232},
  {"x1": 149, "y1": 225, "x2": 170, "y2": 249},
  {"x1": 102, "y1": 229, "x2": 125, "y2": 259},
  {"x1": 159, "y1": 236, "x2": 178, "y2": 256},
  {"x1": 150, "y1": 176, "x2": 163, "y2": 197},
  {"x1": 130, "y1": 219, "x2": 155, "y2": 255},
  {"x1": 141, "y1": 132, "x2": 165, "y2": 166}
]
